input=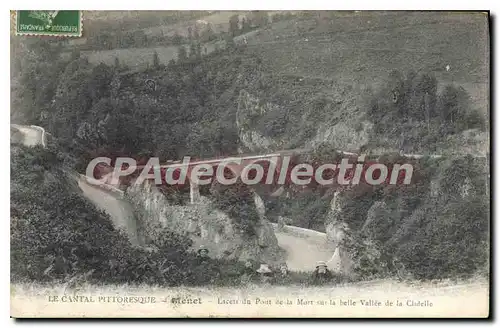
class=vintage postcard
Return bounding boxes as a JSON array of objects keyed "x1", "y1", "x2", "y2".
[
  {"x1": 10, "y1": 10, "x2": 490, "y2": 318},
  {"x1": 15, "y1": 10, "x2": 82, "y2": 37}
]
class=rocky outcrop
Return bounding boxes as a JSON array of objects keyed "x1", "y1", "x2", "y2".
[
  {"x1": 236, "y1": 90, "x2": 285, "y2": 152},
  {"x1": 324, "y1": 192, "x2": 395, "y2": 277},
  {"x1": 239, "y1": 130, "x2": 277, "y2": 153},
  {"x1": 236, "y1": 89, "x2": 371, "y2": 153},
  {"x1": 324, "y1": 191, "x2": 354, "y2": 275},
  {"x1": 305, "y1": 121, "x2": 372, "y2": 151},
  {"x1": 126, "y1": 181, "x2": 285, "y2": 265},
  {"x1": 325, "y1": 192, "x2": 348, "y2": 247}
]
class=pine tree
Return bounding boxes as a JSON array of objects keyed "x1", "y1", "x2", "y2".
[
  {"x1": 177, "y1": 46, "x2": 188, "y2": 63},
  {"x1": 189, "y1": 43, "x2": 197, "y2": 59},
  {"x1": 196, "y1": 43, "x2": 202, "y2": 59},
  {"x1": 229, "y1": 15, "x2": 240, "y2": 37},
  {"x1": 153, "y1": 51, "x2": 160, "y2": 68},
  {"x1": 202, "y1": 24, "x2": 215, "y2": 42},
  {"x1": 193, "y1": 25, "x2": 200, "y2": 39},
  {"x1": 242, "y1": 17, "x2": 252, "y2": 33},
  {"x1": 172, "y1": 32, "x2": 182, "y2": 45}
]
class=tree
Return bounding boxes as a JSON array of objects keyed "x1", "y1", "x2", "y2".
[
  {"x1": 406, "y1": 73, "x2": 437, "y2": 122},
  {"x1": 241, "y1": 17, "x2": 252, "y2": 33},
  {"x1": 189, "y1": 43, "x2": 197, "y2": 59},
  {"x1": 193, "y1": 25, "x2": 200, "y2": 40},
  {"x1": 12, "y1": 38, "x2": 67, "y2": 124},
  {"x1": 153, "y1": 51, "x2": 160, "y2": 68},
  {"x1": 367, "y1": 69, "x2": 476, "y2": 152},
  {"x1": 211, "y1": 179, "x2": 260, "y2": 235},
  {"x1": 229, "y1": 14, "x2": 240, "y2": 37},
  {"x1": 201, "y1": 24, "x2": 215, "y2": 42},
  {"x1": 437, "y1": 84, "x2": 471, "y2": 128},
  {"x1": 177, "y1": 46, "x2": 188, "y2": 63},
  {"x1": 172, "y1": 32, "x2": 183, "y2": 45},
  {"x1": 252, "y1": 11, "x2": 269, "y2": 28},
  {"x1": 167, "y1": 58, "x2": 176, "y2": 69},
  {"x1": 196, "y1": 43, "x2": 202, "y2": 59}
]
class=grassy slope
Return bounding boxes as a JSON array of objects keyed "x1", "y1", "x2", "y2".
[
  {"x1": 244, "y1": 12, "x2": 489, "y2": 113},
  {"x1": 78, "y1": 12, "x2": 488, "y2": 115}
]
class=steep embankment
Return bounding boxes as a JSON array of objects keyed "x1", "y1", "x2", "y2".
[
  {"x1": 79, "y1": 174, "x2": 343, "y2": 271},
  {"x1": 80, "y1": 175, "x2": 340, "y2": 270},
  {"x1": 76, "y1": 175, "x2": 141, "y2": 246},
  {"x1": 126, "y1": 180, "x2": 286, "y2": 265},
  {"x1": 11, "y1": 125, "x2": 141, "y2": 247},
  {"x1": 234, "y1": 12, "x2": 488, "y2": 155}
]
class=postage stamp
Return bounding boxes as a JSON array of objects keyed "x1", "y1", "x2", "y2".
[{"x1": 15, "y1": 10, "x2": 82, "y2": 37}]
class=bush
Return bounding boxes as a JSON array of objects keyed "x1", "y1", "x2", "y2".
[
  {"x1": 464, "y1": 110, "x2": 487, "y2": 131},
  {"x1": 367, "y1": 70, "x2": 483, "y2": 150},
  {"x1": 210, "y1": 180, "x2": 261, "y2": 235}
]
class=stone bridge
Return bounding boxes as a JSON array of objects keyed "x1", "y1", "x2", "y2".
[
  {"x1": 93, "y1": 148, "x2": 364, "y2": 204},
  {"x1": 92, "y1": 145, "x2": 488, "y2": 206}
]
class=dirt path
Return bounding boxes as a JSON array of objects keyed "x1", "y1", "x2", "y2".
[
  {"x1": 272, "y1": 224, "x2": 335, "y2": 271},
  {"x1": 76, "y1": 176, "x2": 141, "y2": 246}
]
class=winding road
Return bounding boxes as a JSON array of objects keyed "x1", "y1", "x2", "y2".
[
  {"x1": 10, "y1": 124, "x2": 488, "y2": 271},
  {"x1": 12, "y1": 125, "x2": 141, "y2": 246},
  {"x1": 272, "y1": 224, "x2": 335, "y2": 271}
]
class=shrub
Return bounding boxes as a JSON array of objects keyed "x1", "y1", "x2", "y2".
[
  {"x1": 210, "y1": 180, "x2": 261, "y2": 235},
  {"x1": 367, "y1": 70, "x2": 482, "y2": 150}
]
